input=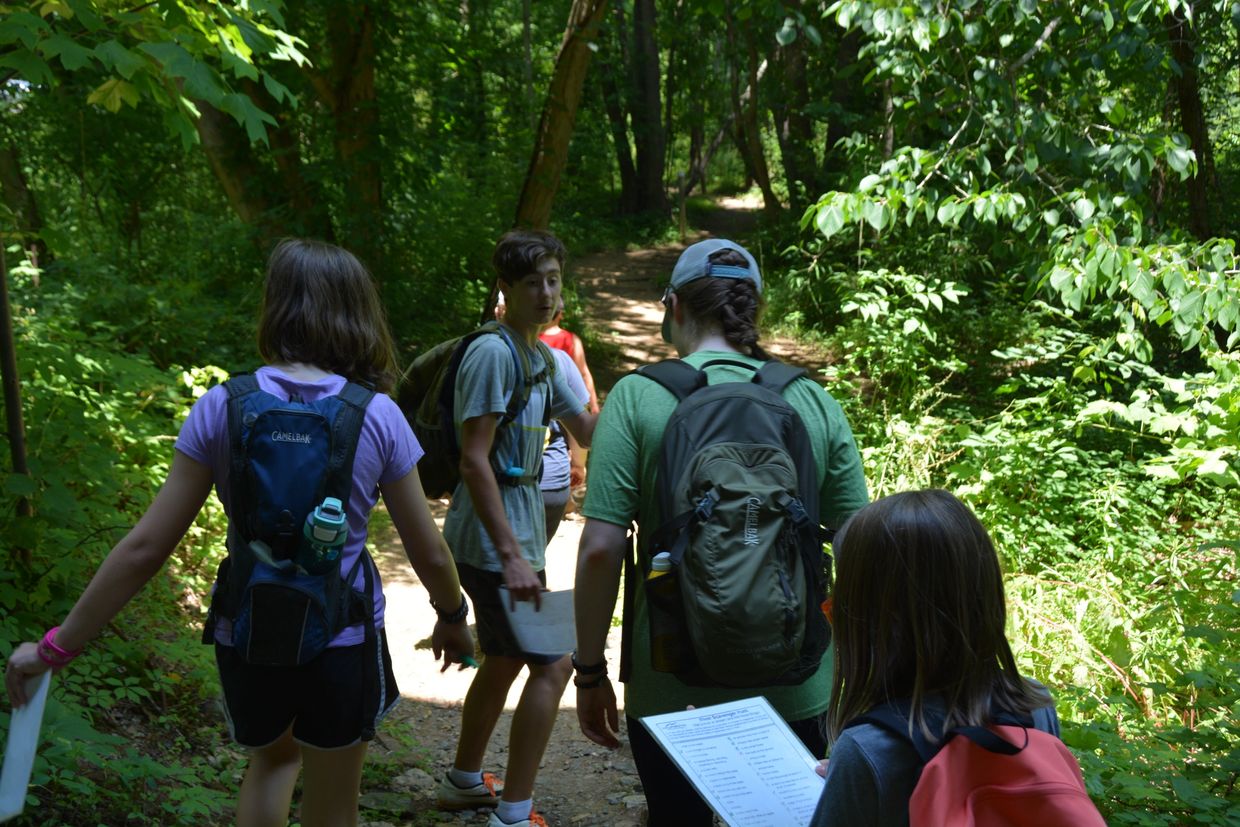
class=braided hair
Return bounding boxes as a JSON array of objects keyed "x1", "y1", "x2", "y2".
[{"x1": 673, "y1": 249, "x2": 771, "y2": 359}]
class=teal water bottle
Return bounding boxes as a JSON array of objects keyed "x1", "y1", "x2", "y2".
[{"x1": 303, "y1": 496, "x2": 348, "y2": 572}]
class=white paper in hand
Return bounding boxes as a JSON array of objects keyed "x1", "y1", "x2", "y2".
[
  {"x1": 0, "y1": 670, "x2": 51, "y2": 823},
  {"x1": 501, "y1": 588, "x2": 576, "y2": 656}
]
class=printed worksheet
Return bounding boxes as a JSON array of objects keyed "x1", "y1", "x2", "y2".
[
  {"x1": 0, "y1": 670, "x2": 51, "y2": 823},
  {"x1": 642, "y1": 696, "x2": 824, "y2": 827},
  {"x1": 501, "y1": 588, "x2": 576, "y2": 656}
]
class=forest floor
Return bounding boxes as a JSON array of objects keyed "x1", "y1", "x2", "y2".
[{"x1": 355, "y1": 196, "x2": 837, "y2": 827}]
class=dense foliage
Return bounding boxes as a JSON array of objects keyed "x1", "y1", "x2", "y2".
[{"x1": 0, "y1": 0, "x2": 1236, "y2": 824}]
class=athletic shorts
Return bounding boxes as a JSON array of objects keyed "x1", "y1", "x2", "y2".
[
  {"x1": 215, "y1": 628, "x2": 400, "y2": 749},
  {"x1": 456, "y1": 563, "x2": 563, "y2": 666}
]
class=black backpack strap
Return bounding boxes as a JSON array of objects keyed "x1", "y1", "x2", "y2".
[
  {"x1": 618, "y1": 528, "x2": 637, "y2": 683},
  {"x1": 753, "y1": 359, "x2": 809, "y2": 395},
  {"x1": 223, "y1": 374, "x2": 261, "y2": 542},
  {"x1": 323, "y1": 381, "x2": 375, "y2": 502},
  {"x1": 853, "y1": 704, "x2": 1030, "y2": 765},
  {"x1": 635, "y1": 359, "x2": 708, "y2": 402}
]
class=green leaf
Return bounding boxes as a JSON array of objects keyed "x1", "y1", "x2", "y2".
[
  {"x1": 0, "y1": 51, "x2": 54, "y2": 86},
  {"x1": 816, "y1": 204, "x2": 846, "y2": 239},
  {"x1": 94, "y1": 40, "x2": 146, "y2": 79},
  {"x1": 87, "y1": 78, "x2": 140, "y2": 112},
  {"x1": 776, "y1": 19, "x2": 797, "y2": 46},
  {"x1": 858, "y1": 173, "x2": 883, "y2": 192},
  {"x1": 860, "y1": 199, "x2": 886, "y2": 232},
  {"x1": 1072, "y1": 198, "x2": 1095, "y2": 222},
  {"x1": 1042, "y1": 208, "x2": 1060, "y2": 227},
  {"x1": 0, "y1": 12, "x2": 50, "y2": 49},
  {"x1": 40, "y1": 33, "x2": 94, "y2": 71},
  {"x1": 3, "y1": 473, "x2": 37, "y2": 497},
  {"x1": 902, "y1": 317, "x2": 921, "y2": 335}
]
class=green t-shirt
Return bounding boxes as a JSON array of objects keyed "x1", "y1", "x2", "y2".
[{"x1": 582, "y1": 350, "x2": 869, "y2": 721}]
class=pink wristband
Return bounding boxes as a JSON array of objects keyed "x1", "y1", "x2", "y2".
[{"x1": 37, "y1": 626, "x2": 81, "y2": 667}]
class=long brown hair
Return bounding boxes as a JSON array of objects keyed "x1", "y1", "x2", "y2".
[
  {"x1": 825, "y1": 489, "x2": 1050, "y2": 742},
  {"x1": 257, "y1": 238, "x2": 398, "y2": 392},
  {"x1": 674, "y1": 250, "x2": 770, "y2": 359}
]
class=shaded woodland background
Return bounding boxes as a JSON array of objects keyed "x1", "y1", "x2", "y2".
[{"x1": 0, "y1": 1, "x2": 1237, "y2": 824}]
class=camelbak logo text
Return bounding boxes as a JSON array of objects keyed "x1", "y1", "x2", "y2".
[
  {"x1": 743, "y1": 496, "x2": 761, "y2": 546},
  {"x1": 272, "y1": 430, "x2": 313, "y2": 444}
]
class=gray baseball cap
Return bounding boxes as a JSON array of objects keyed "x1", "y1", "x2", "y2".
[
  {"x1": 662, "y1": 238, "x2": 761, "y2": 342},
  {"x1": 669, "y1": 238, "x2": 762, "y2": 293}
]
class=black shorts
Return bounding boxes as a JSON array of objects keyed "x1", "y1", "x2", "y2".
[
  {"x1": 456, "y1": 563, "x2": 562, "y2": 666},
  {"x1": 215, "y1": 628, "x2": 400, "y2": 749}
]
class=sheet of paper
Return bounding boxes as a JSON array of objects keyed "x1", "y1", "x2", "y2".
[
  {"x1": 0, "y1": 670, "x2": 51, "y2": 823},
  {"x1": 501, "y1": 588, "x2": 576, "y2": 656},
  {"x1": 641, "y1": 696, "x2": 825, "y2": 827}
]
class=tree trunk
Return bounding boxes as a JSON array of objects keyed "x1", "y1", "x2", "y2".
[
  {"x1": 630, "y1": 0, "x2": 666, "y2": 213},
  {"x1": 327, "y1": 3, "x2": 382, "y2": 271},
  {"x1": 768, "y1": 2, "x2": 818, "y2": 212},
  {"x1": 523, "y1": 0, "x2": 536, "y2": 131},
  {"x1": 727, "y1": 15, "x2": 780, "y2": 218},
  {"x1": 194, "y1": 101, "x2": 289, "y2": 246},
  {"x1": 1165, "y1": 4, "x2": 1213, "y2": 239},
  {"x1": 0, "y1": 246, "x2": 32, "y2": 555},
  {"x1": 0, "y1": 141, "x2": 51, "y2": 271},
  {"x1": 821, "y1": 29, "x2": 864, "y2": 184},
  {"x1": 599, "y1": 50, "x2": 639, "y2": 214},
  {"x1": 678, "y1": 60, "x2": 767, "y2": 200}
]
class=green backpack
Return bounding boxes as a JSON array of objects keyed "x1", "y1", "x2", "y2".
[
  {"x1": 631, "y1": 358, "x2": 832, "y2": 688},
  {"x1": 397, "y1": 321, "x2": 554, "y2": 498}
]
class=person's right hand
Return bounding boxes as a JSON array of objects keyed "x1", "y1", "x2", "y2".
[
  {"x1": 577, "y1": 677, "x2": 621, "y2": 749},
  {"x1": 815, "y1": 759, "x2": 829, "y2": 778},
  {"x1": 431, "y1": 620, "x2": 476, "y2": 673},
  {"x1": 5, "y1": 642, "x2": 49, "y2": 708},
  {"x1": 500, "y1": 555, "x2": 543, "y2": 610}
]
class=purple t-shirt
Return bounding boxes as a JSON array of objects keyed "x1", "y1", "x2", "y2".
[{"x1": 175, "y1": 366, "x2": 421, "y2": 647}]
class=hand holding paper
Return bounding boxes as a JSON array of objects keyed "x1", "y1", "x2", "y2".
[{"x1": 0, "y1": 670, "x2": 51, "y2": 823}]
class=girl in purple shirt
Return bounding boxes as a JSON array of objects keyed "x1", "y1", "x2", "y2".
[{"x1": 5, "y1": 239, "x2": 474, "y2": 827}]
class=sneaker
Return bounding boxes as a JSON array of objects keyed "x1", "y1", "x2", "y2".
[
  {"x1": 436, "y1": 771, "x2": 504, "y2": 810},
  {"x1": 488, "y1": 810, "x2": 547, "y2": 827}
]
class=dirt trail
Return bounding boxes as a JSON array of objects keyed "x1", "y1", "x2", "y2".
[{"x1": 360, "y1": 201, "x2": 835, "y2": 827}]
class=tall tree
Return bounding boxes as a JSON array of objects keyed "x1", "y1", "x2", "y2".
[
  {"x1": 1165, "y1": 2, "x2": 1214, "y2": 239},
  {"x1": 513, "y1": 0, "x2": 610, "y2": 230},
  {"x1": 630, "y1": 0, "x2": 667, "y2": 213}
]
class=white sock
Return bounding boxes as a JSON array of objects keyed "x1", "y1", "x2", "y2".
[
  {"x1": 448, "y1": 767, "x2": 483, "y2": 788},
  {"x1": 496, "y1": 798, "x2": 533, "y2": 824}
]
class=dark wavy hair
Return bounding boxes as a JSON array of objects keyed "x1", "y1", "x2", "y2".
[
  {"x1": 491, "y1": 229, "x2": 566, "y2": 285},
  {"x1": 673, "y1": 249, "x2": 770, "y2": 359},
  {"x1": 825, "y1": 489, "x2": 1051, "y2": 743},
  {"x1": 257, "y1": 238, "x2": 398, "y2": 393}
]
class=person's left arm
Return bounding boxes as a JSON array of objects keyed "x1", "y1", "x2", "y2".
[
  {"x1": 574, "y1": 518, "x2": 627, "y2": 749},
  {"x1": 6, "y1": 451, "x2": 213, "y2": 705}
]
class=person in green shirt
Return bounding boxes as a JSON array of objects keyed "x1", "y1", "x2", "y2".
[{"x1": 572, "y1": 238, "x2": 869, "y2": 825}]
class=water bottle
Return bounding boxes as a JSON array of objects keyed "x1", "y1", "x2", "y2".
[
  {"x1": 646, "y1": 552, "x2": 687, "y2": 673},
  {"x1": 303, "y1": 496, "x2": 348, "y2": 572}
]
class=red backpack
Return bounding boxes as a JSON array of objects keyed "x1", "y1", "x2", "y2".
[{"x1": 856, "y1": 707, "x2": 1107, "y2": 827}]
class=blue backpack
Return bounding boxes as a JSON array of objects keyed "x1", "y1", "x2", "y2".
[{"x1": 203, "y1": 374, "x2": 376, "y2": 668}]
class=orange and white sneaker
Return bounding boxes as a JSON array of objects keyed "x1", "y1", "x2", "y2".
[
  {"x1": 435, "y1": 771, "x2": 504, "y2": 810},
  {"x1": 487, "y1": 808, "x2": 548, "y2": 826}
]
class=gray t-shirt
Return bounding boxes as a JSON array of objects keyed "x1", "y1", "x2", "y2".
[
  {"x1": 443, "y1": 329, "x2": 585, "y2": 572},
  {"x1": 810, "y1": 697, "x2": 1061, "y2": 827}
]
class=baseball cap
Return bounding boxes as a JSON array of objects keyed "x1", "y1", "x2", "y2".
[
  {"x1": 662, "y1": 239, "x2": 761, "y2": 342},
  {"x1": 668, "y1": 238, "x2": 762, "y2": 293}
]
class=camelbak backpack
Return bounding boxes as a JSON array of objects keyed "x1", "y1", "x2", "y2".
[
  {"x1": 202, "y1": 374, "x2": 376, "y2": 670},
  {"x1": 853, "y1": 705, "x2": 1107, "y2": 827},
  {"x1": 632, "y1": 358, "x2": 832, "y2": 688},
  {"x1": 397, "y1": 322, "x2": 554, "y2": 498}
]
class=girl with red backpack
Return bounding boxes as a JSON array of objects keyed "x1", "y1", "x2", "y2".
[{"x1": 811, "y1": 489, "x2": 1105, "y2": 827}]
